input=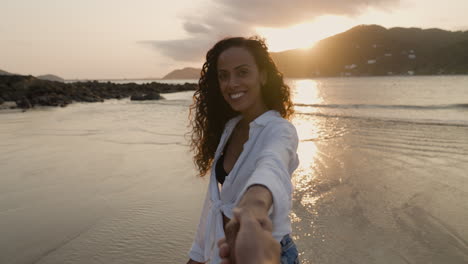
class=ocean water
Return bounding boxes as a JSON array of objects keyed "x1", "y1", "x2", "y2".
[
  {"x1": 289, "y1": 76, "x2": 468, "y2": 264},
  {"x1": 0, "y1": 76, "x2": 467, "y2": 264}
]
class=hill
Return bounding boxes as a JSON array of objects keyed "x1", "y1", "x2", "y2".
[
  {"x1": 271, "y1": 25, "x2": 468, "y2": 77},
  {"x1": 0, "y1": 69, "x2": 13, "y2": 75},
  {"x1": 37, "y1": 74, "x2": 65, "y2": 82},
  {"x1": 162, "y1": 67, "x2": 200, "y2": 79}
]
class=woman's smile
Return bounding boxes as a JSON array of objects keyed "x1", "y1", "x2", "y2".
[
  {"x1": 217, "y1": 47, "x2": 267, "y2": 121},
  {"x1": 229, "y1": 91, "x2": 246, "y2": 100}
]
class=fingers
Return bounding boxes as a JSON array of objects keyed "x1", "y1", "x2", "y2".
[
  {"x1": 224, "y1": 217, "x2": 240, "y2": 264},
  {"x1": 235, "y1": 207, "x2": 273, "y2": 233},
  {"x1": 219, "y1": 242, "x2": 230, "y2": 258},
  {"x1": 217, "y1": 237, "x2": 226, "y2": 248},
  {"x1": 232, "y1": 207, "x2": 242, "y2": 220},
  {"x1": 218, "y1": 237, "x2": 231, "y2": 263},
  {"x1": 221, "y1": 207, "x2": 275, "y2": 264},
  {"x1": 224, "y1": 218, "x2": 240, "y2": 247},
  {"x1": 220, "y1": 259, "x2": 231, "y2": 264},
  {"x1": 258, "y1": 217, "x2": 273, "y2": 232},
  {"x1": 237, "y1": 209, "x2": 257, "y2": 228}
]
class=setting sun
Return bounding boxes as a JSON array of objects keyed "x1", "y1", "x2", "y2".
[{"x1": 256, "y1": 15, "x2": 357, "y2": 52}]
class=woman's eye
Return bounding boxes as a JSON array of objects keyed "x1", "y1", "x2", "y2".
[
  {"x1": 239, "y1": 70, "x2": 248, "y2": 77},
  {"x1": 218, "y1": 73, "x2": 227, "y2": 80}
]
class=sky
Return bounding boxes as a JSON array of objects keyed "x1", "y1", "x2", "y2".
[{"x1": 1, "y1": 0, "x2": 468, "y2": 80}]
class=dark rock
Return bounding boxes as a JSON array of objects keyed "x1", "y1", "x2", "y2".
[
  {"x1": 0, "y1": 75, "x2": 196, "y2": 109},
  {"x1": 30, "y1": 94, "x2": 72, "y2": 107},
  {"x1": 0, "y1": 97, "x2": 4, "y2": 104},
  {"x1": 16, "y1": 97, "x2": 32, "y2": 109},
  {"x1": 130, "y1": 92, "x2": 161, "y2": 100},
  {"x1": 130, "y1": 94, "x2": 145, "y2": 100},
  {"x1": 144, "y1": 92, "x2": 161, "y2": 100}
]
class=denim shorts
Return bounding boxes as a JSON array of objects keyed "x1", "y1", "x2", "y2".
[{"x1": 280, "y1": 234, "x2": 300, "y2": 264}]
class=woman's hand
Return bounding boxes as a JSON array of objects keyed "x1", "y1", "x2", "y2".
[
  {"x1": 219, "y1": 207, "x2": 280, "y2": 264},
  {"x1": 224, "y1": 206, "x2": 272, "y2": 263},
  {"x1": 186, "y1": 259, "x2": 204, "y2": 264}
]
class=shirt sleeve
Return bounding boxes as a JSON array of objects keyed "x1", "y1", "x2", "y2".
[
  {"x1": 236, "y1": 121, "x2": 299, "y2": 220},
  {"x1": 188, "y1": 187, "x2": 211, "y2": 263}
]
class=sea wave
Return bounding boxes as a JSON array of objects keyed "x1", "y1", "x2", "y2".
[
  {"x1": 295, "y1": 103, "x2": 468, "y2": 110},
  {"x1": 296, "y1": 112, "x2": 468, "y2": 127}
]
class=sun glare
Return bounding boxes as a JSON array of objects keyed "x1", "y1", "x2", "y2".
[{"x1": 256, "y1": 15, "x2": 356, "y2": 52}]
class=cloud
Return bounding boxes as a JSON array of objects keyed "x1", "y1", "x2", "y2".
[
  {"x1": 140, "y1": 38, "x2": 214, "y2": 61},
  {"x1": 217, "y1": 0, "x2": 399, "y2": 27},
  {"x1": 143, "y1": 0, "x2": 399, "y2": 62},
  {"x1": 183, "y1": 22, "x2": 211, "y2": 34}
]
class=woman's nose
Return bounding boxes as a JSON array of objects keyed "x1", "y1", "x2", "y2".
[{"x1": 228, "y1": 76, "x2": 240, "y2": 88}]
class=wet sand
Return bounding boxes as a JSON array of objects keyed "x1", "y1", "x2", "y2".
[{"x1": 0, "y1": 96, "x2": 206, "y2": 264}]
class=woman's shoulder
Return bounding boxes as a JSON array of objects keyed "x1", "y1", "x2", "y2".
[
  {"x1": 252, "y1": 110, "x2": 291, "y2": 127},
  {"x1": 258, "y1": 112, "x2": 298, "y2": 142},
  {"x1": 255, "y1": 113, "x2": 299, "y2": 156}
]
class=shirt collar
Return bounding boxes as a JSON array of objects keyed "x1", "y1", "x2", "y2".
[
  {"x1": 250, "y1": 110, "x2": 281, "y2": 127},
  {"x1": 227, "y1": 110, "x2": 280, "y2": 131}
]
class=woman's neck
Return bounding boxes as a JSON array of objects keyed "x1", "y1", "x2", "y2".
[{"x1": 239, "y1": 104, "x2": 269, "y2": 128}]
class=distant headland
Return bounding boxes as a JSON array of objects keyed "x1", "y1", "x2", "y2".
[{"x1": 162, "y1": 67, "x2": 200, "y2": 80}]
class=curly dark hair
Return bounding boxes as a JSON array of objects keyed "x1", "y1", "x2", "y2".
[{"x1": 189, "y1": 36, "x2": 294, "y2": 177}]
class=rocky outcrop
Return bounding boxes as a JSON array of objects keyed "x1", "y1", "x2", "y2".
[
  {"x1": 130, "y1": 92, "x2": 162, "y2": 101},
  {"x1": 16, "y1": 97, "x2": 33, "y2": 109},
  {"x1": 37, "y1": 74, "x2": 65, "y2": 82},
  {"x1": 0, "y1": 75, "x2": 197, "y2": 109}
]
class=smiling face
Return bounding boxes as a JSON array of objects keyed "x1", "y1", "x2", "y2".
[{"x1": 217, "y1": 46, "x2": 268, "y2": 120}]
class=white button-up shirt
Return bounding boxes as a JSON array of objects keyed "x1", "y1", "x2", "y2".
[{"x1": 188, "y1": 110, "x2": 299, "y2": 264}]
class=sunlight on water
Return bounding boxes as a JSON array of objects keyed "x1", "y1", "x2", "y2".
[
  {"x1": 294, "y1": 141, "x2": 318, "y2": 192},
  {"x1": 292, "y1": 115, "x2": 319, "y2": 187},
  {"x1": 290, "y1": 79, "x2": 323, "y2": 105},
  {"x1": 292, "y1": 112, "x2": 322, "y2": 224}
]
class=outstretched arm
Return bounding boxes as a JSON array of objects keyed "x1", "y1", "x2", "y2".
[
  {"x1": 224, "y1": 185, "x2": 274, "y2": 263},
  {"x1": 237, "y1": 184, "x2": 272, "y2": 219}
]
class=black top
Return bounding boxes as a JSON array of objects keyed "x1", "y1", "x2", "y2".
[{"x1": 216, "y1": 153, "x2": 228, "y2": 185}]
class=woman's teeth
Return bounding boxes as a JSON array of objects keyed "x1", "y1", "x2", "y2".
[{"x1": 230, "y1": 92, "x2": 245, "y2": 99}]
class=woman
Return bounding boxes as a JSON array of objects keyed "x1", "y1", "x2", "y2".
[{"x1": 187, "y1": 36, "x2": 300, "y2": 264}]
